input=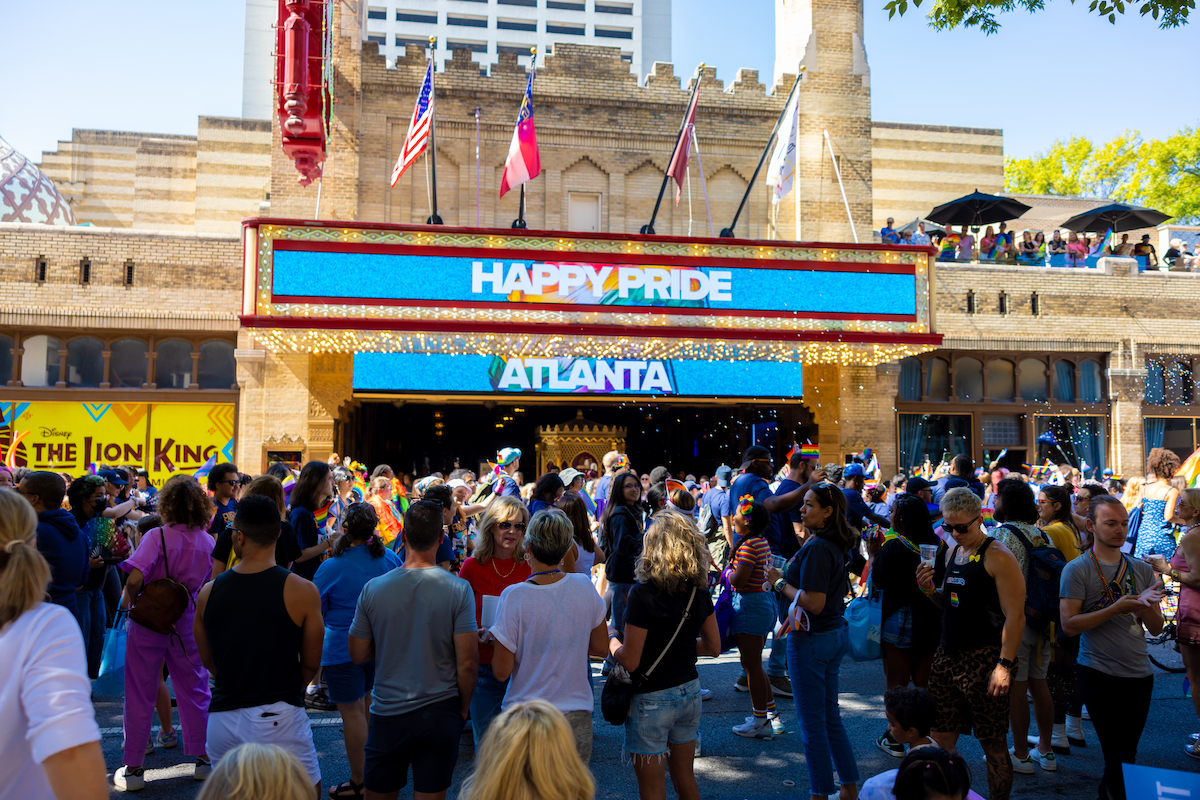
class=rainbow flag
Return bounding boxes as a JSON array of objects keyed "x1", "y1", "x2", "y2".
[
  {"x1": 981, "y1": 507, "x2": 995, "y2": 524},
  {"x1": 1177, "y1": 447, "x2": 1200, "y2": 488},
  {"x1": 1023, "y1": 462, "x2": 1055, "y2": 481},
  {"x1": 314, "y1": 497, "x2": 333, "y2": 531},
  {"x1": 193, "y1": 453, "x2": 217, "y2": 481},
  {"x1": 1095, "y1": 228, "x2": 1114, "y2": 256}
]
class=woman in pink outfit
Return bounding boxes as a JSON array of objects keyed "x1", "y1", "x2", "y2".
[{"x1": 115, "y1": 475, "x2": 217, "y2": 791}]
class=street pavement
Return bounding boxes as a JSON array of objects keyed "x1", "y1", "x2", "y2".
[{"x1": 95, "y1": 650, "x2": 1197, "y2": 798}]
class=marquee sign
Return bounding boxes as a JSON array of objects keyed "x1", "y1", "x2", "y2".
[{"x1": 240, "y1": 220, "x2": 941, "y2": 367}]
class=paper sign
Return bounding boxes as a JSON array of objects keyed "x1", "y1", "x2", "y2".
[{"x1": 1122, "y1": 762, "x2": 1200, "y2": 800}]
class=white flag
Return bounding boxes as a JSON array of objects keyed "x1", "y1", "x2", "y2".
[{"x1": 765, "y1": 91, "x2": 800, "y2": 205}]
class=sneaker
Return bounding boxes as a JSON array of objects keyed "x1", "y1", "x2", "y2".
[
  {"x1": 144, "y1": 737, "x2": 154, "y2": 756},
  {"x1": 768, "y1": 713, "x2": 787, "y2": 735},
  {"x1": 733, "y1": 717, "x2": 774, "y2": 740},
  {"x1": 700, "y1": 688, "x2": 713, "y2": 701},
  {"x1": 877, "y1": 731, "x2": 906, "y2": 758},
  {"x1": 1008, "y1": 747, "x2": 1035, "y2": 774},
  {"x1": 1187, "y1": 743, "x2": 1200, "y2": 760},
  {"x1": 304, "y1": 688, "x2": 336, "y2": 711},
  {"x1": 194, "y1": 759, "x2": 212, "y2": 781},
  {"x1": 114, "y1": 766, "x2": 145, "y2": 792},
  {"x1": 1081, "y1": 707, "x2": 1090, "y2": 721},
  {"x1": 768, "y1": 674, "x2": 793, "y2": 698},
  {"x1": 1192, "y1": 733, "x2": 1200, "y2": 742},
  {"x1": 734, "y1": 674, "x2": 750, "y2": 692},
  {"x1": 1027, "y1": 732, "x2": 1069, "y2": 756},
  {"x1": 155, "y1": 729, "x2": 178, "y2": 749},
  {"x1": 1030, "y1": 748, "x2": 1057, "y2": 772}
]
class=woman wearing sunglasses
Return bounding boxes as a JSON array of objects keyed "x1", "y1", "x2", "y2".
[
  {"x1": 768, "y1": 482, "x2": 860, "y2": 800},
  {"x1": 458, "y1": 496, "x2": 531, "y2": 745}
]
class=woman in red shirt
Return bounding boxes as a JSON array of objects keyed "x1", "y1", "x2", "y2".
[{"x1": 458, "y1": 496, "x2": 531, "y2": 745}]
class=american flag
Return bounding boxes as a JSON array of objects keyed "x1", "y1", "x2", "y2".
[{"x1": 391, "y1": 61, "x2": 434, "y2": 187}]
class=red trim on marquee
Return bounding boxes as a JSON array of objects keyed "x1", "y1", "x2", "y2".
[
  {"x1": 239, "y1": 314, "x2": 943, "y2": 346},
  {"x1": 270, "y1": 238, "x2": 920, "y2": 275}
]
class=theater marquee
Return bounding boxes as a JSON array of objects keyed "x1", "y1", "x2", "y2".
[{"x1": 240, "y1": 220, "x2": 941, "y2": 401}]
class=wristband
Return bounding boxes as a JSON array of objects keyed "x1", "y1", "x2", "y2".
[
  {"x1": 997, "y1": 657, "x2": 1014, "y2": 669},
  {"x1": 773, "y1": 578, "x2": 788, "y2": 594},
  {"x1": 1170, "y1": 568, "x2": 1182, "y2": 581}
]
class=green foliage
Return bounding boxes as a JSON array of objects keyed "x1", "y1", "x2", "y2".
[
  {"x1": 1003, "y1": 127, "x2": 1200, "y2": 224},
  {"x1": 883, "y1": 0, "x2": 1192, "y2": 33}
]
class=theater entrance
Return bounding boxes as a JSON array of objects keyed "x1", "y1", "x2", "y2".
[{"x1": 338, "y1": 399, "x2": 818, "y2": 482}]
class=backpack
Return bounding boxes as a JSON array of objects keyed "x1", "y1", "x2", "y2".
[
  {"x1": 697, "y1": 490, "x2": 723, "y2": 542},
  {"x1": 1000, "y1": 523, "x2": 1069, "y2": 633},
  {"x1": 128, "y1": 527, "x2": 191, "y2": 636},
  {"x1": 713, "y1": 567, "x2": 737, "y2": 653}
]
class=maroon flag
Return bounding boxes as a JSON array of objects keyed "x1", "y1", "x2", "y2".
[{"x1": 666, "y1": 85, "x2": 700, "y2": 206}]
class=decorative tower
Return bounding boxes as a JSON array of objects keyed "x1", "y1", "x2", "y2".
[{"x1": 774, "y1": 0, "x2": 873, "y2": 243}]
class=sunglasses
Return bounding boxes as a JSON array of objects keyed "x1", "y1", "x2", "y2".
[
  {"x1": 943, "y1": 515, "x2": 981, "y2": 535},
  {"x1": 498, "y1": 521, "x2": 527, "y2": 532},
  {"x1": 216, "y1": 479, "x2": 239, "y2": 486}
]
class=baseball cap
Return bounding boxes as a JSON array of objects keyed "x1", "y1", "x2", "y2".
[
  {"x1": 907, "y1": 476, "x2": 934, "y2": 494},
  {"x1": 446, "y1": 478, "x2": 468, "y2": 490},
  {"x1": 843, "y1": 463, "x2": 866, "y2": 478},
  {"x1": 683, "y1": 480, "x2": 698, "y2": 491},
  {"x1": 99, "y1": 469, "x2": 128, "y2": 486},
  {"x1": 558, "y1": 467, "x2": 583, "y2": 487},
  {"x1": 740, "y1": 445, "x2": 772, "y2": 470},
  {"x1": 714, "y1": 465, "x2": 733, "y2": 487}
]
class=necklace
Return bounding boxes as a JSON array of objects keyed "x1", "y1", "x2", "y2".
[
  {"x1": 491, "y1": 558, "x2": 516, "y2": 578},
  {"x1": 529, "y1": 568, "x2": 561, "y2": 579}
]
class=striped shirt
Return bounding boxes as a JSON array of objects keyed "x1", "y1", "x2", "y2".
[{"x1": 733, "y1": 536, "x2": 771, "y2": 593}]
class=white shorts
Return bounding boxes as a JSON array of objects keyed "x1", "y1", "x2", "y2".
[{"x1": 206, "y1": 701, "x2": 320, "y2": 785}]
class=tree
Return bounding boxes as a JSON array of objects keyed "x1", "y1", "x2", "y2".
[
  {"x1": 1004, "y1": 128, "x2": 1200, "y2": 224},
  {"x1": 883, "y1": 0, "x2": 1193, "y2": 34}
]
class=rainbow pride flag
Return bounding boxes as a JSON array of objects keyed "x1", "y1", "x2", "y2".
[
  {"x1": 193, "y1": 453, "x2": 217, "y2": 481},
  {"x1": 1023, "y1": 462, "x2": 1055, "y2": 481},
  {"x1": 314, "y1": 498, "x2": 334, "y2": 531},
  {"x1": 1177, "y1": 447, "x2": 1200, "y2": 488}
]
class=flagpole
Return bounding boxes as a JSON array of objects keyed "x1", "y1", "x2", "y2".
[
  {"x1": 642, "y1": 66, "x2": 703, "y2": 236},
  {"x1": 720, "y1": 69, "x2": 803, "y2": 238},
  {"x1": 426, "y1": 37, "x2": 443, "y2": 225},
  {"x1": 511, "y1": 46, "x2": 536, "y2": 230}
]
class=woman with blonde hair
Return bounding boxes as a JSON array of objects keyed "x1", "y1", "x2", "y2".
[
  {"x1": 195, "y1": 743, "x2": 313, "y2": 800},
  {"x1": 210, "y1": 475, "x2": 302, "y2": 577},
  {"x1": 1121, "y1": 476, "x2": 1145, "y2": 511},
  {"x1": 490, "y1": 509, "x2": 608, "y2": 761},
  {"x1": 365, "y1": 476, "x2": 403, "y2": 548},
  {"x1": 458, "y1": 496, "x2": 531, "y2": 745},
  {"x1": 607, "y1": 510, "x2": 720, "y2": 800},
  {"x1": 0, "y1": 489, "x2": 107, "y2": 800},
  {"x1": 459, "y1": 700, "x2": 595, "y2": 800}
]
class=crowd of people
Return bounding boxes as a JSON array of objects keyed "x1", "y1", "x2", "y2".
[
  {"x1": 878, "y1": 216, "x2": 1195, "y2": 270},
  {"x1": 0, "y1": 436, "x2": 1195, "y2": 800}
]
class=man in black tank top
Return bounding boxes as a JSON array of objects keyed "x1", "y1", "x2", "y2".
[
  {"x1": 194, "y1": 495, "x2": 325, "y2": 793},
  {"x1": 916, "y1": 487, "x2": 1026, "y2": 800}
]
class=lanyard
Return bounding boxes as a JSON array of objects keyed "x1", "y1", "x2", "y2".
[{"x1": 1088, "y1": 548, "x2": 1135, "y2": 608}]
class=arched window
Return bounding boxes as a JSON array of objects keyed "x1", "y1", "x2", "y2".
[
  {"x1": 925, "y1": 357, "x2": 949, "y2": 400},
  {"x1": 155, "y1": 339, "x2": 193, "y2": 389},
  {"x1": 1053, "y1": 360, "x2": 1075, "y2": 402},
  {"x1": 0, "y1": 335, "x2": 12, "y2": 385},
  {"x1": 1166, "y1": 360, "x2": 1194, "y2": 405},
  {"x1": 955, "y1": 357, "x2": 983, "y2": 401},
  {"x1": 986, "y1": 359, "x2": 1015, "y2": 401},
  {"x1": 1018, "y1": 357, "x2": 1048, "y2": 402},
  {"x1": 1078, "y1": 360, "x2": 1102, "y2": 402},
  {"x1": 20, "y1": 335, "x2": 61, "y2": 387},
  {"x1": 899, "y1": 357, "x2": 921, "y2": 401},
  {"x1": 110, "y1": 338, "x2": 148, "y2": 389},
  {"x1": 66, "y1": 337, "x2": 104, "y2": 388},
  {"x1": 198, "y1": 340, "x2": 236, "y2": 389}
]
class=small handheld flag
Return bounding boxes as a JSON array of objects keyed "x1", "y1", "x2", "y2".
[
  {"x1": 499, "y1": 70, "x2": 541, "y2": 198},
  {"x1": 193, "y1": 454, "x2": 217, "y2": 481},
  {"x1": 391, "y1": 61, "x2": 434, "y2": 187}
]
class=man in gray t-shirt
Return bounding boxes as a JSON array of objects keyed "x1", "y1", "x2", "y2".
[
  {"x1": 349, "y1": 500, "x2": 479, "y2": 798},
  {"x1": 1059, "y1": 497, "x2": 1165, "y2": 800}
]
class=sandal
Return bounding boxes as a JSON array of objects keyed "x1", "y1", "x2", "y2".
[{"x1": 328, "y1": 780, "x2": 363, "y2": 798}]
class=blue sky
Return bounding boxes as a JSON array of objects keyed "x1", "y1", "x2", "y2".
[{"x1": 1, "y1": 0, "x2": 1196, "y2": 163}]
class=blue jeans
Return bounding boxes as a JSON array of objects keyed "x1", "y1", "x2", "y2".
[
  {"x1": 610, "y1": 582, "x2": 634, "y2": 634},
  {"x1": 787, "y1": 625, "x2": 859, "y2": 795},
  {"x1": 470, "y1": 663, "x2": 509, "y2": 746},
  {"x1": 767, "y1": 592, "x2": 787, "y2": 677},
  {"x1": 74, "y1": 588, "x2": 105, "y2": 679}
]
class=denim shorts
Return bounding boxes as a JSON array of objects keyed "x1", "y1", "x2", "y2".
[
  {"x1": 882, "y1": 606, "x2": 914, "y2": 648},
  {"x1": 733, "y1": 590, "x2": 776, "y2": 636},
  {"x1": 324, "y1": 660, "x2": 376, "y2": 705},
  {"x1": 624, "y1": 678, "x2": 702, "y2": 756}
]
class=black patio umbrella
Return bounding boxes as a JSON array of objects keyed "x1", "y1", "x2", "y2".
[
  {"x1": 926, "y1": 190, "x2": 1032, "y2": 228},
  {"x1": 1060, "y1": 202, "x2": 1171, "y2": 233}
]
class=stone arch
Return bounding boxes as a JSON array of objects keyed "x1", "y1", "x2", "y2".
[
  {"x1": 561, "y1": 156, "x2": 609, "y2": 232},
  {"x1": 699, "y1": 165, "x2": 750, "y2": 239},
  {"x1": 624, "y1": 159, "x2": 672, "y2": 235}
]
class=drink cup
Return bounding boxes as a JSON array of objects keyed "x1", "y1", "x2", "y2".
[
  {"x1": 771, "y1": 555, "x2": 788, "y2": 572},
  {"x1": 919, "y1": 544, "x2": 938, "y2": 568}
]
